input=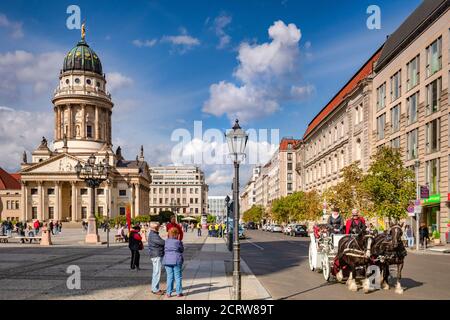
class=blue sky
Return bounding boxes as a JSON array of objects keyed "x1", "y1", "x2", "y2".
[{"x1": 0, "y1": 0, "x2": 422, "y2": 195}]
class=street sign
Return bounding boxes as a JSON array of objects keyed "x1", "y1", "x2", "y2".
[{"x1": 420, "y1": 185, "x2": 429, "y2": 199}]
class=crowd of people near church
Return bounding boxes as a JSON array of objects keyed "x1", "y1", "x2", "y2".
[{"x1": 1, "y1": 218, "x2": 62, "y2": 237}]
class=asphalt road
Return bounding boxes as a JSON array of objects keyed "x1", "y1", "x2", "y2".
[{"x1": 240, "y1": 229, "x2": 450, "y2": 300}]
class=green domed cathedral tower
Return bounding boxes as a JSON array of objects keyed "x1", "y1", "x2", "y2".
[{"x1": 52, "y1": 26, "x2": 113, "y2": 154}]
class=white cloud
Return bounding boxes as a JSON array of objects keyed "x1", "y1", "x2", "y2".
[
  {"x1": 203, "y1": 20, "x2": 312, "y2": 122},
  {"x1": 161, "y1": 34, "x2": 200, "y2": 46},
  {"x1": 0, "y1": 50, "x2": 64, "y2": 102},
  {"x1": 132, "y1": 39, "x2": 158, "y2": 48},
  {"x1": 0, "y1": 13, "x2": 24, "y2": 39},
  {"x1": 207, "y1": 168, "x2": 232, "y2": 185},
  {"x1": 213, "y1": 13, "x2": 232, "y2": 49},
  {"x1": 106, "y1": 72, "x2": 133, "y2": 93},
  {"x1": 0, "y1": 106, "x2": 53, "y2": 171},
  {"x1": 290, "y1": 84, "x2": 315, "y2": 99}
]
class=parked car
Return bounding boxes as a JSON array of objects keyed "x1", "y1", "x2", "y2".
[
  {"x1": 283, "y1": 224, "x2": 294, "y2": 235},
  {"x1": 291, "y1": 224, "x2": 308, "y2": 237},
  {"x1": 246, "y1": 222, "x2": 256, "y2": 230},
  {"x1": 271, "y1": 224, "x2": 283, "y2": 233}
]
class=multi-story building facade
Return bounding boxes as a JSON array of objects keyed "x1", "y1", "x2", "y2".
[
  {"x1": 298, "y1": 48, "x2": 382, "y2": 193},
  {"x1": 371, "y1": 0, "x2": 449, "y2": 242},
  {"x1": 0, "y1": 168, "x2": 21, "y2": 221},
  {"x1": 17, "y1": 31, "x2": 151, "y2": 222},
  {"x1": 149, "y1": 166, "x2": 208, "y2": 216},
  {"x1": 240, "y1": 166, "x2": 261, "y2": 213},
  {"x1": 244, "y1": 138, "x2": 299, "y2": 212},
  {"x1": 207, "y1": 196, "x2": 227, "y2": 221}
]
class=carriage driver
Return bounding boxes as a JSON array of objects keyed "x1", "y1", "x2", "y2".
[
  {"x1": 327, "y1": 206, "x2": 344, "y2": 234},
  {"x1": 345, "y1": 209, "x2": 372, "y2": 258}
]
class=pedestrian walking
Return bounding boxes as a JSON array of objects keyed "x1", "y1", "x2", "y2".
[
  {"x1": 33, "y1": 219, "x2": 40, "y2": 235},
  {"x1": 419, "y1": 223, "x2": 429, "y2": 249},
  {"x1": 49, "y1": 220, "x2": 54, "y2": 235},
  {"x1": 163, "y1": 228, "x2": 184, "y2": 298},
  {"x1": 148, "y1": 222, "x2": 165, "y2": 295},
  {"x1": 129, "y1": 224, "x2": 143, "y2": 270},
  {"x1": 196, "y1": 222, "x2": 202, "y2": 237},
  {"x1": 166, "y1": 215, "x2": 184, "y2": 240},
  {"x1": 405, "y1": 224, "x2": 414, "y2": 247}
]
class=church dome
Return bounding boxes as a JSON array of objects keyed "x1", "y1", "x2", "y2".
[{"x1": 62, "y1": 39, "x2": 103, "y2": 75}]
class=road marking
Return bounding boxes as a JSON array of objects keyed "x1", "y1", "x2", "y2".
[{"x1": 245, "y1": 239, "x2": 264, "y2": 250}]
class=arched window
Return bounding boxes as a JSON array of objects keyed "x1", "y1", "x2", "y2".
[{"x1": 355, "y1": 138, "x2": 362, "y2": 161}]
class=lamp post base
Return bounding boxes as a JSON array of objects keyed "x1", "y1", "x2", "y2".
[{"x1": 85, "y1": 217, "x2": 100, "y2": 244}]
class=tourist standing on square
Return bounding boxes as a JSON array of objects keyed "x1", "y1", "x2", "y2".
[
  {"x1": 148, "y1": 222, "x2": 165, "y2": 295},
  {"x1": 163, "y1": 228, "x2": 184, "y2": 297}
]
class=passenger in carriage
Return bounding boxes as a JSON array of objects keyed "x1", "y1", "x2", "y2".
[
  {"x1": 345, "y1": 208, "x2": 366, "y2": 235},
  {"x1": 327, "y1": 206, "x2": 344, "y2": 234}
]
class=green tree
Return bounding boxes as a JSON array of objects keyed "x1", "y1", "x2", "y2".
[
  {"x1": 243, "y1": 205, "x2": 264, "y2": 223},
  {"x1": 206, "y1": 214, "x2": 216, "y2": 223},
  {"x1": 324, "y1": 163, "x2": 372, "y2": 218},
  {"x1": 363, "y1": 146, "x2": 415, "y2": 222},
  {"x1": 271, "y1": 197, "x2": 290, "y2": 223},
  {"x1": 303, "y1": 190, "x2": 322, "y2": 221}
]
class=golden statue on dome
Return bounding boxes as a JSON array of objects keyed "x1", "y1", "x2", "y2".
[{"x1": 81, "y1": 22, "x2": 86, "y2": 40}]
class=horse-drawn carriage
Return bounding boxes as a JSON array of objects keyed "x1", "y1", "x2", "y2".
[
  {"x1": 307, "y1": 223, "x2": 407, "y2": 294},
  {"x1": 308, "y1": 224, "x2": 345, "y2": 282}
]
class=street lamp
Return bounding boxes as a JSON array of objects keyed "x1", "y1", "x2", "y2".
[
  {"x1": 414, "y1": 159, "x2": 420, "y2": 251},
  {"x1": 225, "y1": 119, "x2": 248, "y2": 301},
  {"x1": 75, "y1": 153, "x2": 110, "y2": 244}
]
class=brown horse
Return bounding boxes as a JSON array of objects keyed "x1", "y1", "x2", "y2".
[
  {"x1": 335, "y1": 231, "x2": 372, "y2": 291},
  {"x1": 370, "y1": 223, "x2": 407, "y2": 294}
]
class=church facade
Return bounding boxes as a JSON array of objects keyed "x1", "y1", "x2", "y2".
[{"x1": 18, "y1": 33, "x2": 150, "y2": 222}]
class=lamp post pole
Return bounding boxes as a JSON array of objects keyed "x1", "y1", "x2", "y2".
[
  {"x1": 75, "y1": 153, "x2": 110, "y2": 244},
  {"x1": 225, "y1": 119, "x2": 248, "y2": 301}
]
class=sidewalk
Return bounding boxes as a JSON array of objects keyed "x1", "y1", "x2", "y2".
[
  {"x1": 407, "y1": 243, "x2": 450, "y2": 255},
  {"x1": 159, "y1": 235, "x2": 272, "y2": 300}
]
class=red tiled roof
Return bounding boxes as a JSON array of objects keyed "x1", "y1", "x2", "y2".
[
  {"x1": 0, "y1": 167, "x2": 21, "y2": 190},
  {"x1": 303, "y1": 47, "x2": 383, "y2": 139},
  {"x1": 279, "y1": 138, "x2": 301, "y2": 151}
]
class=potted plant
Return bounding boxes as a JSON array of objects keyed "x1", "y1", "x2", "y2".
[{"x1": 432, "y1": 230, "x2": 441, "y2": 245}]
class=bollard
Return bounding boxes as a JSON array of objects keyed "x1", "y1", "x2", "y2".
[{"x1": 40, "y1": 223, "x2": 53, "y2": 246}]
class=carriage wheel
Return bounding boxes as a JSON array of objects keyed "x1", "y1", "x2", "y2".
[
  {"x1": 322, "y1": 256, "x2": 331, "y2": 281},
  {"x1": 308, "y1": 242, "x2": 315, "y2": 271}
]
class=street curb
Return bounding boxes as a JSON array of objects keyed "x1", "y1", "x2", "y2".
[{"x1": 240, "y1": 258, "x2": 273, "y2": 300}]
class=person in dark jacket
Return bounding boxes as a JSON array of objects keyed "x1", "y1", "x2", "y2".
[
  {"x1": 327, "y1": 207, "x2": 344, "y2": 234},
  {"x1": 419, "y1": 223, "x2": 429, "y2": 249},
  {"x1": 148, "y1": 222, "x2": 165, "y2": 295},
  {"x1": 129, "y1": 225, "x2": 143, "y2": 270},
  {"x1": 163, "y1": 227, "x2": 184, "y2": 297}
]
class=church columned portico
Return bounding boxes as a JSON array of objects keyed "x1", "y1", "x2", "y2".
[{"x1": 18, "y1": 27, "x2": 151, "y2": 223}]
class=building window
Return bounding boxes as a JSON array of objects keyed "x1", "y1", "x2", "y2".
[
  {"x1": 376, "y1": 82, "x2": 386, "y2": 110},
  {"x1": 15, "y1": 201, "x2": 19, "y2": 210},
  {"x1": 86, "y1": 125, "x2": 93, "y2": 138},
  {"x1": 80, "y1": 188, "x2": 88, "y2": 195},
  {"x1": 31, "y1": 188, "x2": 38, "y2": 195},
  {"x1": 6, "y1": 201, "x2": 10, "y2": 210},
  {"x1": 425, "y1": 158, "x2": 440, "y2": 194},
  {"x1": 426, "y1": 37, "x2": 442, "y2": 77},
  {"x1": 377, "y1": 113, "x2": 386, "y2": 140},
  {"x1": 426, "y1": 118, "x2": 440, "y2": 154},
  {"x1": 96, "y1": 188, "x2": 104, "y2": 195},
  {"x1": 407, "y1": 91, "x2": 419, "y2": 125},
  {"x1": 119, "y1": 189, "x2": 127, "y2": 196},
  {"x1": 391, "y1": 104, "x2": 400, "y2": 133},
  {"x1": 390, "y1": 70, "x2": 401, "y2": 102},
  {"x1": 287, "y1": 163, "x2": 293, "y2": 171},
  {"x1": 407, "y1": 55, "x2": 420, "y2": 90},
  {"x1": 355, "y1": 138, "x2": 362, "y2": 160},
  {"x1": 406, "y1": 129, "x2": 418, "y2": 160},
  {"x1": 98, "y1": 206, "x2": 104, "y2": 216},
  {"x1": 47, "y1": 188, "x2": 55, "y2": 195},
  {"x1": 32, "y1": 207, "x2": 37, "y2": 219},
  {"x1": 355, "y1": 105, "x2": 363, "y2": 125},
  {"x1": 119, "y1": 207, "x2": 126, "y2": 216},
  {"x1": 49, "y1": 207, "x2": 54, "y2": 219},
  {"x1": 195, "y1": 208, "x2": 199, "y2": 214},
  {"x1": 391, "y1": 137, "x2": 400, "y2": 149},
  {"x1": 287, "y1": 183, "x2": 292, "y2": 191},
  {"x1": 81, "y1": 207, "x2": 87, "y2": 219},
  {"x1": 426, "y1": 77, "x2": 441, "y2": 115},
  {"x1": 287, "y1": 153, "x2": 292, "y2": 161},
  {"x1": 287, "y1": 173, "x2": 292, "y2": 181}
]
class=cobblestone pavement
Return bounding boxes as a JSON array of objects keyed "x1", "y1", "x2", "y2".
[{"x1": 0, "y1": 228, "x2": 206, "y2": 300}]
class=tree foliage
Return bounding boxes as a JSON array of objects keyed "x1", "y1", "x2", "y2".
[
  {"x1": 242, "y1": 205, "x2": 264, "y2": 223},
  {"x1": 269, "y1": 191, "x2": 321, "y2": 223},
  {"x1": 363, "y1": 146, "x2": 415, "y2": 222}
]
